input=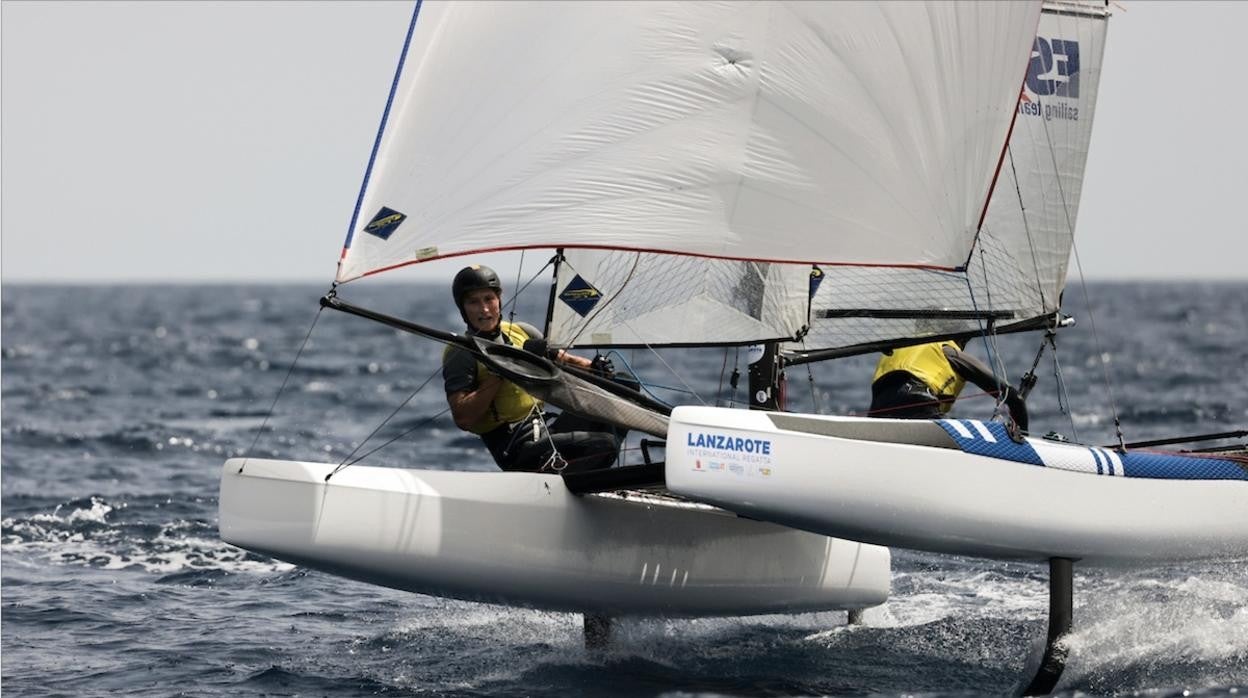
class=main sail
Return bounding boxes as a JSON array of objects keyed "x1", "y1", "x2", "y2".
[
  {"x1": 336, "y1": 1, "x2": 1042, "y2": 285},
  {"x1": 793, "y1": 1, "x2": 1110, "y2": 359}
]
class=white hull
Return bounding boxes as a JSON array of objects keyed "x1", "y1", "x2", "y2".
[
  {"x1": 666, "y1": 407, "x2": 1248, "y2": 565},
  {"x1": 218, "y1": 458, "x2": 889, "y2": 615}
]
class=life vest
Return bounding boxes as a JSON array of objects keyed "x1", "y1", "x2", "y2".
[
  {"x1": 872, "y1": 341, "x2": 966, "y2": 412},
  {"x1": 444, "y1": 321, "x2": 543, "y2": 434}
]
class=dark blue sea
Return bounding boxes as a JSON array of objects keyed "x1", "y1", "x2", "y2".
[{"x1": 3, "y1": 281, "x2": 1246, "y2": 697}]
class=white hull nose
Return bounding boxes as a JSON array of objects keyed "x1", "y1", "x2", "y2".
[{"x1": 219, "y1": 458, "x2": 889, "y2": 616}]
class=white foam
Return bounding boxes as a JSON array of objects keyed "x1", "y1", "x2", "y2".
[
  {"x1": 1066, "y1": 565, "x2": 1248, "y2": 672},
  {"x1": 2, "y1": 498, "x2": 293, "y2": 576}
]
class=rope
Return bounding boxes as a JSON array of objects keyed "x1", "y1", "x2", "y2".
[
  {"x1": 238, "y1": 301, "x2": 325, "y2": 474},
  {"x1": 601, "y1": 350, "x2": 684, "y2": 405},
  {"x1": 863, "y1": 387, "x2": 1006, "y2": 418}
]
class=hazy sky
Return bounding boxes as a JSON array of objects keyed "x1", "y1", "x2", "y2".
[{"x1": 2, "y1": 1, "x2": 1245, "y2": 284}]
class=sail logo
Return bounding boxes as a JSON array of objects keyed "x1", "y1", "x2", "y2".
[
  {"x1": 363, "y1": 206, "x2": 406, "y2": 240},
  {"x1": 1019, "y1": 37, "x2": 1080, "y2": 122},
  {"x1": 558, "y1": 275, "x2": 603, "y2": 317}
]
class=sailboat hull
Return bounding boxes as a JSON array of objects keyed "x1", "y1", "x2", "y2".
[
  {"x1": 218, "y1": 459, "x2": 890, "y2": 615},
  {"x1": 666, "y1": 407, "x2": 1248, "y2": 565}
]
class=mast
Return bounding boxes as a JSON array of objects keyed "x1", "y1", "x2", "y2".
[{"x1": 747, "y1": 342, "x2": 783, "y2": 411}]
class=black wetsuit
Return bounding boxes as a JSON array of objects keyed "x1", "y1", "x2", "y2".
[
  {"x1": 442, "y1": 324, "x2": 621, "y2": 473},
  {"x1": 869, "y1": 344, "x2": 1029, "y2": 430}
]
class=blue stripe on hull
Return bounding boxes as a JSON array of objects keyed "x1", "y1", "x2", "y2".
[
  {"x1": 934, "y1": 420, "x2": 1246, "y2": 481},
  {"x1": 936, "y1": 420, "x2": 1044, "y2": 465},
  {"x1": 1119, "y1": 452, "x2": 1247, "y2": 480}
]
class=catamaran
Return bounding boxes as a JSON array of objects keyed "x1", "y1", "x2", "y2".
[{"x1": 219, "y1": 1, "x2": 1246, "y2": 692}]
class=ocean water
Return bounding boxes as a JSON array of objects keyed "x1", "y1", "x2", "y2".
[{"x1": 3, "y1": 281, "x2": 1246, "y2": 697}]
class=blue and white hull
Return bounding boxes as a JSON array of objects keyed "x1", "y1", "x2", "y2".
[{"x1": 666, "y1": 406, "x2": 1248, "y2": 565}]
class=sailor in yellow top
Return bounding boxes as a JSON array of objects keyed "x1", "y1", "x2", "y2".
[
  {"x1": 442, "y1": 265, "x2": 621, "y2": 472},
  {"x1": 869, "y1": 339, "x2": 1028, "y2": 430}
]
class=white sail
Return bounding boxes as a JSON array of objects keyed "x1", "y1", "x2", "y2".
[
  {"x1": 337, "y1": 1, "x2": 1042, "y2": 283},
  {"x1": 797, "y1": 1, "x2": 1110, "y2": 356},
  {"x1": 983, "y1": 0, "x2": 1110, "y2": 316},
  {"x1": 547, "y1": 249, "x2": 809, "y2": 347}
]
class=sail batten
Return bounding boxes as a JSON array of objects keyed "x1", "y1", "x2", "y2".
[{"x1": 336, "y1": 1, "x2": 1043, "y2": 285}]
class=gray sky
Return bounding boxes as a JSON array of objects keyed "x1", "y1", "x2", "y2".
[{"x1": 2, "y1": 1, "x2": 1245, "y2": 283}]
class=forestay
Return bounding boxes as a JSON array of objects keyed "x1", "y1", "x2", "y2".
[{"x1": 336, "y1": 1, "x2": 1042, "y2": 284}]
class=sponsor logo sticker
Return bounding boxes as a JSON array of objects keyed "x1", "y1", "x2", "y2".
[
  {"x1": 1019, "y1": 37, "x2": 1081, "y2": 122},
  {"x1": 363, "y1": 206, "x2": 406, "y2": 240},
  {"x1": 685, "y1": 430, "x2": 775, "y2": 478},
  {"x1": 558, "y1": 275, "x2": 603, "y2": 317}
]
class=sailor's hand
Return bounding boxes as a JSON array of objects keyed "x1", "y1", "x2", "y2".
[
  {"x1": 1003, "y1": 387, "x2": 1029, "y2": 432},
  {"x1": 523, "y1": 338, "x2": 559, "y2": 361},
  {"x1": 590, "y1": 355, "x2": 615, "y2": 377}
]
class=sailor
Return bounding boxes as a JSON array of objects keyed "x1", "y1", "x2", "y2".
[
  {"x1": 868, "y1": 339, "x2": 1029, "y2": 430},
  {"x1": 442, "y1": 264, "x2": 621, "y2": 473}
]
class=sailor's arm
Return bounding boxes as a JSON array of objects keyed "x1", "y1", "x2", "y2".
[
  {"x1": 447, "y1": 374, "x2": 505, "y2": 430},
  {"x1": 944, "y1": 345, "x2": 1029, "y2": 430},
  {"x1": 556, "y1": 351, "x2": 592, "y2": 369},
  {"x1": 521, "y1": 336, "x2": 593, "y2": 369}
]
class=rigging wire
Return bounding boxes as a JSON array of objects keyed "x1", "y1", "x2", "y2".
[
  {"x1": 615, "y1": 317, "x2": 708, "y2": 406},
  {"x1": 555, "y1": 252, "x2": 709, "y2": 407},
  {"x1": 726, "y1": 347, "x2": 742, "y2": 408},
  {"x1": 716, "y1": 347, "x2": 730, "y2": 407},
  {"x1": 601, "y1": 349, "x2": 686, "y2": 406},
  {"x1": 238, "y1": 301, "x2": 326, "y2": 474},
  {"x1": 1005, "y1": 146, "x2": 1050, "y2": 310},
  {"x1": 331, "y1": 364, "x2": 443, "y2": 474},
  {"x1": 1052, "y1": 339, "x2": 1078, "y2": 443},
  {"x1": 964, "y1": 251, "x2": 1010, "y2": 421},
  {"x1": 507, "y1": 250, "x2": 527, "y2": 327},
  {"x1": 502, "y1": 255, "x2": 556, "y2": 322},
  {"x1": 561, "y1": 252, "x2": 642, "y2": 349},
  {"x1": 1031, "y1": 19, "x2": 1125, "y2": 449},
  {"x1": 805, "y1": 348, "x2": 822, "y2": 414},
  {"x1": 327, "y1": 406, "x2": 452, "y2": 481}
]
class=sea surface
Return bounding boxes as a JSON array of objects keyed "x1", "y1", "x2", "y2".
[{"x1": 3, "y1": 281, "x2": 1246, "y2": 697}]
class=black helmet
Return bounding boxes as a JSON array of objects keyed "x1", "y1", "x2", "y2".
[{"x1": 451, "y1": 264, "x2": 503, "y2": 309}]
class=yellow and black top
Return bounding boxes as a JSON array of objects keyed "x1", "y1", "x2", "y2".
[
  {"x1": 442, "y1": 321, "x2": 543, "y2": 434},
  {"x1": 872, "y1": 340, "x2": 965, "y2": 411}
]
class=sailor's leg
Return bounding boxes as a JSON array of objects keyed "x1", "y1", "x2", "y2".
[
  {"x1": 1022, "y1": 557, "x2": 1074, "y2": 696},
  {"x1": 548, "y1": 430, "x2": 621, "y2": 473}
]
